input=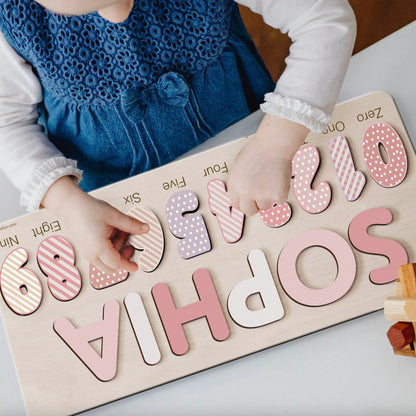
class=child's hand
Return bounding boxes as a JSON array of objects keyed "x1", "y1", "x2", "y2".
[
  {"x1": 41, "y1": 176, "x2": 149, "y2": 273},
  {"x1": 227, "y1": 114, "x2": 309, "y2": 215}
]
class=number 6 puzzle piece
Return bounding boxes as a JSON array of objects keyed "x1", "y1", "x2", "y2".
[
  {"x1": 127, "y1": 206, "x2": 165, "y2": 272},
  {"x1": 362, "y1": 122, "x2": 407, "y2": 187}
]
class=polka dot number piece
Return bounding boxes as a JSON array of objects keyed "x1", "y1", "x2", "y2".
[
  {"x1": 259, "y1": 202, "x2": 292, "y2": 228},
  {"x1": 292, "y1": 145, "x2": 332, "y2": 214},
  {"x1": 362, "y1": 122, "x2": 407, "y2": 187},
  {"x1": 166, "y1": 190, "x2": 211, "y2": 260},
  {"x1": 89, "y1": 265, "x2": 129, "y2": 290}
]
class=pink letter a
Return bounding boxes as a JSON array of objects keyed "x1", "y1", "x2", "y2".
[{"x1": 53, "y1": 300, "x2": 120, "y2": 381}]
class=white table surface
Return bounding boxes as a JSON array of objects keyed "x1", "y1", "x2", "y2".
[{"x1": 1, "y1": 21, "x2": 416, "y2": 416}]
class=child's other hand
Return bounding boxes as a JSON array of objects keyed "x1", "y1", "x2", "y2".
[
  {"x1": 41, "y1": 176, "x2": 149, "y2": 273},
  {"x1": 227, "y1": 114, "x2": 309, "y2": 216}
]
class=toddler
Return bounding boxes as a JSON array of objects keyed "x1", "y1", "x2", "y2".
[{"x1": 0, "y1": 0, "x2": 356, "y2": 272}]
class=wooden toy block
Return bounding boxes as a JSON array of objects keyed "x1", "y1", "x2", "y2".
[
  {"x1": 393, "y1": 345, "x2": 416, "y2": 358},
  {"x1": 1, "y1": 92, "x2": 415, "y2": 415},
  {"x1": 384, "y1": 296, "x2": 416, "y2": 322},
  {"x1": 398, "y1": 264, "x2": 416, "y2": 297},
  {"x1": 395, "y1": 280, "x2": 404, "y2": 297},
  {"x1": 387, "y1": 322, "x2": 414, "y2": 349},
  {"x1": 384, "y1": 263, "x2": 416, "y2": 356}
]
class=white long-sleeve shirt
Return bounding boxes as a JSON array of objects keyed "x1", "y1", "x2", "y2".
[{"x1": 0, "y1": 0, "x2": 356, "y2": 211}]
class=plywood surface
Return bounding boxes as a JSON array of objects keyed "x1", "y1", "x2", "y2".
[{"x1": 0, "y1": 92, "x2": 414, "y2": 416}]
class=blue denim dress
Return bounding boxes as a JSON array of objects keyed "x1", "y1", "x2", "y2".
[{"x1": 0, "y1": 0, "x2": 273, "y2": 191}]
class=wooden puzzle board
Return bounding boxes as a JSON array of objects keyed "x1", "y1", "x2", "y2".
[{"x1": 0, "y1": 92, "x2": 415, "y2": 416}]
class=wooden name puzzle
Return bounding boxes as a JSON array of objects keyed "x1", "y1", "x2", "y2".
[{"x1": 0, "y1": 92, "x2": 415, "y2": 415}]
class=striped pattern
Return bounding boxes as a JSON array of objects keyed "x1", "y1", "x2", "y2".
[
  {"x1": 0, "y1": 247, "x2": 42, "y2": 315},
  {"x1": 128, "y1": 206, "x2": 165, "y2": 272},
  {"x1": 37, "y1": 236, "x2": 81, "y2": 301},
  {"x1": 89, "y1": 265, "x2": 128, "y2": 290},
  {"x1": 207, "y1": 179, "x2": 244, "y2": 243},
  {"x1": 328, "y1": 135, "x2": 366, "y2": 201}
]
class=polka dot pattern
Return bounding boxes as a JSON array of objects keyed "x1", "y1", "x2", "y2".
[
  {"x1": 89, "y1": 265, "x2": 129, "y2": 290},
  {"x1": 362, "y1": 122, "x2": 407, "y2": 188},
  {"x1": 292, "y1": 145, "x2": 332, "y2": 214},
  {"x1": 259, "y1": 202, "x2": 292, "y2": 228},
  {"x1": 127, "y1": 206, "x2": 165, "y2": 272},
  {"x1": 166, "y1": 190, "x2": 211, "y2": 259}
]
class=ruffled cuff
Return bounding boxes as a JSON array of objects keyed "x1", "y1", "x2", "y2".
[
  {"x1": 260, "y1": 93, "x2": 331, "y2": 133},
  {"x1": 20, "y1": 157, "x2": 83, "y2": 212}
]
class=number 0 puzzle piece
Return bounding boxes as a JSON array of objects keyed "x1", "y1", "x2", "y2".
[{"x1": 362, "y1": 122, "x2": 407, "y2": 187}]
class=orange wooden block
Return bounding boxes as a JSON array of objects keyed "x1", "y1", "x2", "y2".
[
  {"x1": 393, "y1": 346, "x2": 416, "y2": 358},
  {"x1": 387, "y1": 322, "x2": 414, "y2": 348},
  {"x1": 398, "y1": 263, "x2": 416, "y2": 297}
]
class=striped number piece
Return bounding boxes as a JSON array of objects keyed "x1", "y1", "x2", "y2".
[
  {"x1": 37, "y1": 236, "x2": 81, "y2": 301},
  {"x1": 166, "y1": 190, "x2": 211, "y2": 259},
  {"x1": 259, "y1": 203, "x2": 292, "y2": 228},
  {"x1": 0, "y1": 248, "x2": 43, "y2": 315},
  {"x1": 207, "y1": 179, "x2": 244, "y2": 243},
  {"x1": 89, "y1": 265, "x2": 129, "y2": 290},
  {"x1": 292, "y1": 145, "x2": 332, "y2": 214},
  {"x1": 327, "y1": 135, "x2": 366, "y2": 201},
  {"x1": 362, "y1": 122, "x2": 407, "y2": 187},
  {"x1": 127, "y1": 206, "x2": 165, "y2": 272}
]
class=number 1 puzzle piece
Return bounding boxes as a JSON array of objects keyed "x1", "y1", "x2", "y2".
[{"x1": 327, "y1": 135, "x2": 366, "y2": 201}]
